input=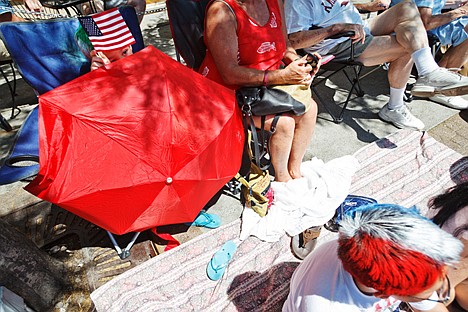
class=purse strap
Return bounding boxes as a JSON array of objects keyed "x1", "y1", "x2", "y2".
[
  {"x1": 243, "y1": 113, "x2": 280, "y2": 170},
  {"x1": 236, "y1": 87, "x2": 281, "y2": 171}
]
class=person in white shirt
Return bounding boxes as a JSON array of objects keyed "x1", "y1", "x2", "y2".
[
  {"x1": 285, "y1": 0, "x2": 468, "y2": 130},
  {"x1": 283, "y1": 203, "x2": 463, "y2": 312}
]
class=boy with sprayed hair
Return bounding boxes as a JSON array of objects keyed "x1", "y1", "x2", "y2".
[{"x1": 283, "y1": 204, "x2": 463, "y2": 312}]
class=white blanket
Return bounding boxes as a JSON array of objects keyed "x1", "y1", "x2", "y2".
[{"x1": 240, "y1": 155, "x2": 360, "y2": 241}]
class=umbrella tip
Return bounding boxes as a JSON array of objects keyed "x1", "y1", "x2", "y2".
[{"x1": 166, "y1": 177, "x2": 173, "y2": 185}]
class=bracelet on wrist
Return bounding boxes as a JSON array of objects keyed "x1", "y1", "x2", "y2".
[{"x1": 263, "y1": 70, "x2": 269, "y2": 86}]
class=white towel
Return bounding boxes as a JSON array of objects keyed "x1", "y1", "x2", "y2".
[{"x1": 240, "y1": 155, "x2": 360, "y2": 242}]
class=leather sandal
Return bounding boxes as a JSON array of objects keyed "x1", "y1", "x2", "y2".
[{"x1": 291, "y1": 226, "x2": 322, "y2": 260}]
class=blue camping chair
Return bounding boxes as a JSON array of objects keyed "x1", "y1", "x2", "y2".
[
  {"x1": 0, "y1": 6, "x2": 145, "y2": 258},
  {"x1": 0, "y1": 6, "x2": 144, "y2": 185}
]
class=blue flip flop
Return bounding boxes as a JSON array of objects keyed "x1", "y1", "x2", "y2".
[
  {"x1": 337, "y1": 195, "x2": 378, "y2": 222},
  {"x1": 207, "y1": 240, "x2": 237, "y2": 281},
  {"x1": 324, "y1": 195, "x2": 378, "y2": 232},
  {"x1": 188, "y1": 211, "x2": 221, "y2": 229}
]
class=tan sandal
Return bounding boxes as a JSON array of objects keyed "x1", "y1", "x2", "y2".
[{"x1": 291, "y1": 226, "x2": 322, "y2": 260}]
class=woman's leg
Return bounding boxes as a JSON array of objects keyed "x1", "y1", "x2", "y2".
[
  {"x1": 438, "y1": 38, "x2": 468, "y2": 70},
  {"x1": 251, "y1": 98, "x2": 317, "y2": 182},
  {"x1": 253, "y1": 114, "x2": 296, "y2": 182},
  {"x1": 288, "y1": 99, "x2": 318, "y2": 179}
]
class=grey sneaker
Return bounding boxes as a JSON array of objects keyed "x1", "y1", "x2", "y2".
[
  {"x1": 412, "y1": 68, "x2": 468, "y2": 97},
  {"x1": 378, "y1": 104, "x2": 425, "y2": 130},
  {"x1": 429, "y1": 95, "x2": 468, "y2": 110},
  {"x1": 291, "y1": 226, "x2": 322, "y2": 260}
]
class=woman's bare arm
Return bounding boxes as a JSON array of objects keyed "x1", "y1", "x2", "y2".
[{"x1": 204, "y1": 0, "x2": 313, "y2": 86}]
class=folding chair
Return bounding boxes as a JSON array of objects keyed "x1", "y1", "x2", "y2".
[
  {"x1": 307, "y1": 28, "x2": 383, "y2": 123},
  {"x1": 428, "y1": 33, "x2": 443, "y2": 61},
  {"x1": 166, "y1": 0, "x2": 209, "y2": 70},
  {"x1": 0, "y1": 6, "x2": 145, "y2": 259}
]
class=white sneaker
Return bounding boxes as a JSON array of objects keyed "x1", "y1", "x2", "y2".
[
  {"x1": 429, "y1": 95, "x2": 468, "y2": 110},
  {"x1": 412, "y1": 68, "x2": 468, "y2": 97},
  {"x1": 378, "y1": 104, "x2": 425, "y2": 130}
]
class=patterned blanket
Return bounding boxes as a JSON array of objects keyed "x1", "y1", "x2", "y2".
[{"x1": 91, "y1": 129, "x2": 468, "y2": 311}]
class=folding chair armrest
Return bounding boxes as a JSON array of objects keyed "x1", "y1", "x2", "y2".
[
  {"x1": 296, "y1": 27, "x2": 359, "y2": 64},
  {"x1": 308, "y1": 25, "x2": 355, "y2": 40},
  {"x1": 326, "y1": 30, "x2": 355, "y2": 40}
]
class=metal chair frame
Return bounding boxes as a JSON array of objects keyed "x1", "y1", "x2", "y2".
[
  {"x1": 306, "y1": 31, "x2": 375, "y2": 124},
  {"x1": 0, "y1": 59, "x2": 19, "y2": 120}
]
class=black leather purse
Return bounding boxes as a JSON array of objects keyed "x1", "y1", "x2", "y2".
[
  {"x1": 235, "y1": 86, "x2": 307, "y2": 117},
  {"x1": 235, "y1": 86, "x2": 308, "y2": 169}
]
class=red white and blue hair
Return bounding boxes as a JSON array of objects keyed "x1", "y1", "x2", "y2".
[{"x1": 338, "y1": 204, "x2": 463, "y2": 297}]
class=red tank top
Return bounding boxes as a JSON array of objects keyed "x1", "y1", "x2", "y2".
[{"x1": 199, "y1": 0, "x2": 286, "y2": 89}]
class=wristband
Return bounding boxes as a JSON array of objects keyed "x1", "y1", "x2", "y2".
[{"x1": 263, "y1": 70, "x2": 269, "y2": 86}]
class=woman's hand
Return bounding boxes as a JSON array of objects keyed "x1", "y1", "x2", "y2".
[
  {"x1": 90, "y1": 50, "x2": 110, "y2": 71},
  {"x1": 282, "y1": 55, "x2": 314, "y2": 86}
]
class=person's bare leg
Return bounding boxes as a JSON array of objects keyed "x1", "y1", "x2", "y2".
[
  {"x1": 367, "y1": 0, "x2": 428, "y2": 52},
  {"x1": 356, "y1": 36, "x2": 424, "y2": 129},
  {"x1": 288, "y1": 99, "x2": 317, "y2": 179},
  {"x1": 356, "y1": 35, "x2": 412, "y2": 89},
  {"x1": 439, "y1": 37, "x2": 468, "y2": 69},
  {"x1": 253, "y1": 115, "x2": 295, "y2": 182}
]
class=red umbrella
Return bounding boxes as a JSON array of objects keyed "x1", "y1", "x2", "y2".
[{"x1": 25, "y1": 46, "x2": 244, "y2": 235}]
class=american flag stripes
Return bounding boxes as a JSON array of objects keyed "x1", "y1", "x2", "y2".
[{"x1": 78, "y1": 8, "x2": 136, "y2": 52}]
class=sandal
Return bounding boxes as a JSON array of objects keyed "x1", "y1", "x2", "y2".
[
  {"x1": 206, "y1": 240, "x2": 237, "y2": 281},
  {"x1": 291, "y1": 226, "x2": 322, "y2": 260},
  {"x1": 187, "y1": 211, "x2": 221, "y2": 229}
]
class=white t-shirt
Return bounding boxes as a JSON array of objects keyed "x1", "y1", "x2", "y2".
[
  {"x1": 283, "y1": 239, "x2": 397, "y2": 311},
  {"x1": 283, "y1": 239, "x2": 438, "y2": 312},
  {"x1": 285, "y1": 0, "x2": 368, "y2": 55}
]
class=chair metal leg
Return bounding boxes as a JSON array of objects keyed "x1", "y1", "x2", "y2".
[
  {"x1": 312, "y1": 61, "x2": 384, "y2": 123},
  {"x1": 107, "y1": 231, "x2": 141, "y2": 260},
  {"x1": 0, "y1": 63, "x2": 20, "y2": 119},
  {"x1": 312, "y1": 84, "x2": 345, "y2": 123},
  {"x1": 0, "y1": 112, "x2": 12, "y2": 132}
]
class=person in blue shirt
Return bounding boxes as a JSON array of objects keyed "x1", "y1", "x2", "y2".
[{"x1": 391, "y1": 0, "x2": 468, "y2": 109}]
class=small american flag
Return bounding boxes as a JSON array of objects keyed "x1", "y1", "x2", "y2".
[{"x1": 78, "y1": 8, "x2": 136, "y2": 52}]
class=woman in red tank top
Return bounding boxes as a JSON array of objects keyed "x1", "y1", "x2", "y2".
[{"x1": 200, "y1": 0, "x2": 319, "y2": 182}]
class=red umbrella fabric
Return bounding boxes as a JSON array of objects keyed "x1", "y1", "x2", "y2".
[{"x1": 26, "y1": 46, "x2": 244, "y2": 235}]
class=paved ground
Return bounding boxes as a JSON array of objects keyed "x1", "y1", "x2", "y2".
[
  {"x1": 0, "y1": 3, "x2": 467, "y2": 310},
  {"x1": 429, "y1": 110, "x2": 468, "y2": 155}
]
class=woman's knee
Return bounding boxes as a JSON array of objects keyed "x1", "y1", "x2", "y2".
[
  {"x1": 295, "y1": 101, "x2": 318, "y2": 125},
  {"x1": 396, "y1": 0, "x2": 421, "y2": 19},
  {"x1": 274, "y1": 115, "x2": 296, "y2": 135}
]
